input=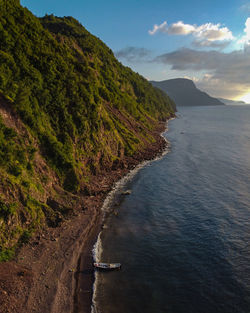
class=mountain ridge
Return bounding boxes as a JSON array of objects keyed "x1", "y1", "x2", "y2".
[
  {"x1": 0, "y1": 2, "x2": 175, "y2": 260},
  {"x1": 151, "y1": 78, "x2": 224, "y2": 107}
]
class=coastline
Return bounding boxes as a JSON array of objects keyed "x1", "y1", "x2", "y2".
[
  {"x1": 74, "y1": 120, "x2": 171, "y2": 313},
  {"x1": 0, "y1": 119, "x2": 173, "y2": 313},
  {"x1": 88, "y1": 119, "x2": 173, "y2": 313},
  {"x1": 90, "y1": 144, "x2": 170, "y2": 312}
]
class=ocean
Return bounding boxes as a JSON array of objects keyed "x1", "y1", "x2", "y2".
[{"x1": 91, "y1": 105, "x2": 250, "y2": 313}]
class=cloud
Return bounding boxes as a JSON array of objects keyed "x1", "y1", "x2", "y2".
[
  {"x1": 115, "y1": 47, "x2": 152, "y2": 63},
  {"x1": 148, "y1": 21, "x2": 168, "y2": 35},
  {"x1": 149, "y1": 21, "x2": 195, "y2": 36},
  {"x1": 149, "y1": 20, "x2": 234, "y2": 47},
  {"x1": 155, "y1": 48, "x2": 223, "y2": 71},
  {"x1": 192, "y1": 39, "x2": 230, "y2": 49},
  {"x1": 155, "y1": 47, "x2": 250, "y2": 83},
  {"x1": 166, "y1": 21, "x2": 196, "y2": 35},
  {"x1": 116, "y1": 18, "x2": 250, "y2": 99},
  {"x1": 240, "y1": 3, "x2": 250, "y2": 12},
  {"x1": 238, "y1": 18, "x2": 250, "y2": 46},
  {"x1": 195, "y1": 75, "x2": 249, "y2": 99},
  {"x1": 195, "y1": 23, "x2": 234, "y2": 41},
  {"x1": 115, "y1": 45, "x2": 250, "y2": 98},
  {"x1": 155, "y1": 47, "x2": 250, "y2": 98}
]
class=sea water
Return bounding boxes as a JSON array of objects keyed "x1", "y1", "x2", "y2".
[{"x1": 92, "y1": 105, "x2": 250, "y2": 313}]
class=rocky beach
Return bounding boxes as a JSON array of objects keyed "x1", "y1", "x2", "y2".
[{"x1": 0, "y1": 121, "x2": 169, "y2": 313}]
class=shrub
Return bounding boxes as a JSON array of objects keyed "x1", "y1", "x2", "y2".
[{"x1": 0, "y1": 247, "x2": 15, "y2": 262}]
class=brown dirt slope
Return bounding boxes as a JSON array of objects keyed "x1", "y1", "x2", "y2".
[{"x1": 0, "y1": 93, "x2": 170, "y2": 313}]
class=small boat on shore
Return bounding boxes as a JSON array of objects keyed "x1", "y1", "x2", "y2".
[{"x1": 94, "y1": 262, "x2": 121, "y2": 270}]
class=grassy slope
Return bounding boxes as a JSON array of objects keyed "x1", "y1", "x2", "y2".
[{"x1": 0, "y1": 0, "x2": 175, "y2": 260}]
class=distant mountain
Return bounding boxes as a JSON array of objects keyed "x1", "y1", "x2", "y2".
[
  {"x1": 219, "y1": 98, "x2": 249, "y2": 105},
  {"x1": 151, "y1": 78, "x2": 224, "y2": 107}
]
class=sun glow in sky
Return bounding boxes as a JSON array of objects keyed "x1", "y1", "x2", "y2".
[
  {"x1": 240, "y1": 92, "x2": 250, "y2": 103},
  {"x1": 21, "y1": 0, "x2": 250, "y2": 101}
]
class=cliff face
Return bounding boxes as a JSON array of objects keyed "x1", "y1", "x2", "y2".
[
  {"x1": 0, "y1": 2, "x2": 175, "y2": 258},
  {"x1": 151, "y1": 78, "x2": 224, "y2": 107}
]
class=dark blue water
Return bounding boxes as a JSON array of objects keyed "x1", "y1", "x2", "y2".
[{"x1": 92, "y1": 105, "x2": 250, "y2": 313}]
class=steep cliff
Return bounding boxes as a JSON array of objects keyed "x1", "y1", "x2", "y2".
[
  {"x1": 151, "y1": 78, "x2": 224, "y2": 107},
  {"x1": 0, "y1": 0, "x2": 175, "y2": 259}
]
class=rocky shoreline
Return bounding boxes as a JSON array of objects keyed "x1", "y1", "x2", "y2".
[{"x1": 0, "y1": 121, "x2": 170, "y2": 313}]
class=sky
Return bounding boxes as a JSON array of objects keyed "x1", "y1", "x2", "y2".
[{"x1": 20, "y1": 0, "x2": 250, "y2": 101}]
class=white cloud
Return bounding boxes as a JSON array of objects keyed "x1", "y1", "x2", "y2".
[
  {"x1": 195, "y1": 23, "x2": 234, "y2": 41},
  {"x1": 119, "y1": 18, "x2": 250, "y2": 98},
  {"x1": 149, "y1": 20, "x2": 234, "y2": 47},
  {"x1": 167, "y1": 21, "x2": 196, "y2": 35},
  {"x1": 148, "y1": 21, "x2": 168, "y2": 35},
  {"x1": 238, "y1": 18, "x2": 250, "y2": 46}
]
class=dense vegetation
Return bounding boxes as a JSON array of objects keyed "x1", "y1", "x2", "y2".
[{"x1": 0, "y1": 0, "x2": 175, "y2": 260}]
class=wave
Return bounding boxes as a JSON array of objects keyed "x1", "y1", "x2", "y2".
[{"x1": 91, "y1": 121, "x2": 172, "y2": 313}]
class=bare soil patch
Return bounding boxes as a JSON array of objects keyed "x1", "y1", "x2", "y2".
[{"x1": 0, "y1": 122, "x2": 169, "y2": 313}]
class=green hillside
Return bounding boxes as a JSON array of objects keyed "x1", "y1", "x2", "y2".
[{"x1": 0, "y1": 0, "x2": 175, "y2": 260}]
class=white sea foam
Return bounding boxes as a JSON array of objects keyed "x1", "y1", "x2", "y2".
[
  {"x1": 91, "y1": 120, "x2": 173, "y2": 313},
  {"x1": 101, "y1": 131, "x2": 171, "y2": 214},
  {"x1": 92, "y1": 232, "x2": 102, "y2": 263},
  {"x1": 91, "y1": 233, "x2": 102, "y2": 313}
]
